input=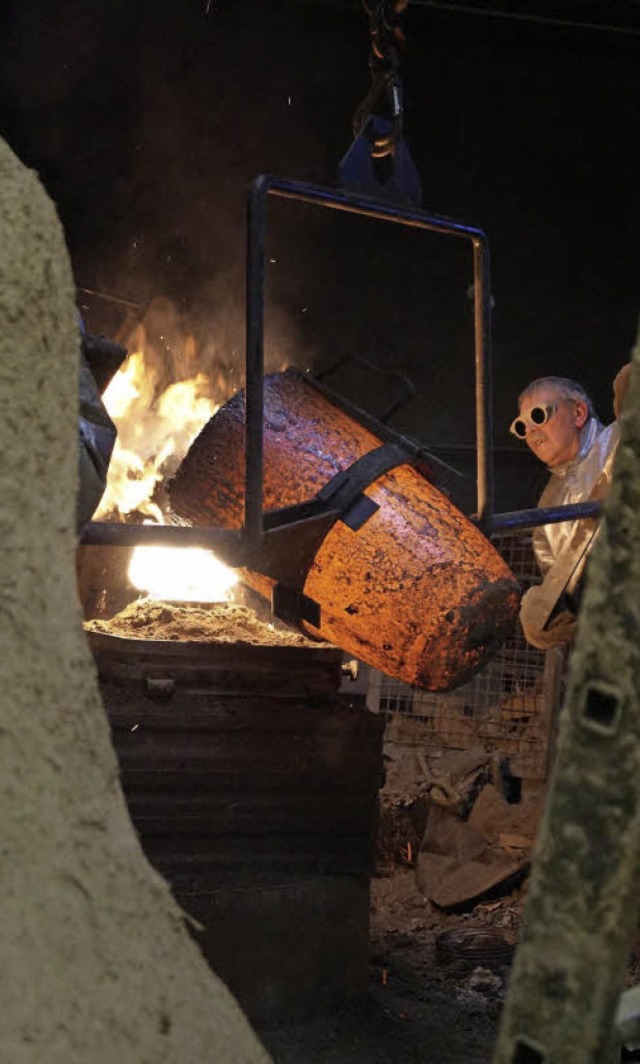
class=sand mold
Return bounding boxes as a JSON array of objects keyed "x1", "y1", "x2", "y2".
[{"x1": 85, "y1": 598, "x2": 330, "y2": 647}]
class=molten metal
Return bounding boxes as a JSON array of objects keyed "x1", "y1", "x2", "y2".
[{"x1": 169, "y1": 370, "x2": 520, "y2": 691}]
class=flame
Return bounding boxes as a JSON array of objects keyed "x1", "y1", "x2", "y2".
[
  {"x1": 96, "y1": 315, "x2": 238, "y2": 601},
  {"x1": 97, "y1": 348, "x2": 219, "y2": 522},
  {"x1": 93, "y1": 302, "x2": 291, "y2": 604},
  {"x1": 128, "y1": 545, "x2": 238, "y2": 602}
]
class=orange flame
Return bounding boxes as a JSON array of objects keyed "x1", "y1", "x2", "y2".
[
  {"x1": 97, "y1": 348, "x2": 219, "y2": 522},
  {"x1": 96, "y1": 321, "x2": 238, "y2": 601},
  {"x1": 94, "y1": 298, "x2": 294, "y2": 603}
]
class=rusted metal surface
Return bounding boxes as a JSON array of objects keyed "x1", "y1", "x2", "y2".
[
  {"x1": 86, "y1": 628, "x2": 344, "y2": 698},
  {"x1": 88, "y1": 630, "x2": 377, "y2": 871},
  {"x1": 169, "y1": 369, "x2": 520, "y2": 692},
  {"x1": 90, "y1": 631, "x2": 384, "y2": 1020}
]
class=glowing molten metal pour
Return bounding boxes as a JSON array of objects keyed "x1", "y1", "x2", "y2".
[
  {"x1": 97, "y1": 333, "x2": 237, "y2": 602},
  {"x1": 128, "y1": 545, "x2": 238, "y2": 602},
  {"x1": 98, "y1": 348, "x2": 219, "y2": 524}
]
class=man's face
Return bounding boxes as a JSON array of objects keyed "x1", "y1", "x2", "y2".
[{"x1": 517, "y1": 387, "x2": 588, "y2": 468}]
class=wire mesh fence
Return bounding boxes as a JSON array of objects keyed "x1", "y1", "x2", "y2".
[{"x1": 371, "y1": 533, "x2": 564, "y2": 779}]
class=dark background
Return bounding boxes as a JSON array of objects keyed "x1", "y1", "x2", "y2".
[{"x1": 1, "y1": 0, "x2": 638, "y2": 509}]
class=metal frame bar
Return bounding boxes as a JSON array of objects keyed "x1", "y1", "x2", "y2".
[
  {"x1": 82, "y1": 499, "x2": 605, "y2": 548},
  {"x1": 479, "y1": 499, "x2": 603, "y2": 538},
  {"x1": 245, "y1": 174, "x2": 494, "y2": 525}
]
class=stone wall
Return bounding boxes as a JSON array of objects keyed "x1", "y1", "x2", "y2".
[{"x1": 0, "y1": 136, "x2": 270, "y2": 1063}]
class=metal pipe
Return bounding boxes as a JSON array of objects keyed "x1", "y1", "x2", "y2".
[
  {"x1": 473, "y1": 235, "x2": 493, "y2": 520},
  {"x1": 259, "y1": 174, "x2": 486, "y2": 241},
  {"x1": 410, "y1": 0, "x2": 640, "y2": 39},
  {"x1": 81, "y1": 498, "x2": 603, "y2": 560},
  {"x1": 76, "y1": 286, "x2": 145, "y2": 311},
  {"x1": 479, "y1": 499, "x2": 603, "y2": 537},
  {"x1": 244, "y1": 179, "x2": 268, "y2": 552},
  {"x1": 79, "y1": 521, "x2": 247, "y2": 562}
]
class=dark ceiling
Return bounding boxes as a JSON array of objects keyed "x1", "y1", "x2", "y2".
[{"x1": 294, "y1": 0, "x2": 640, "y2": 31}]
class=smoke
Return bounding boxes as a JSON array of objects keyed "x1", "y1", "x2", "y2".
[
  {"x1": 115, "y1": 285, "x2": 314, "y2": 404},
  {"x1": 95, "y1": 284, "x2": 315, "y2": 523}
]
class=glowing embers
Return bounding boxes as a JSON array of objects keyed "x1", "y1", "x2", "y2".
[{"x1": 128, "y1": 545, "x2": 238, "y2": 603}]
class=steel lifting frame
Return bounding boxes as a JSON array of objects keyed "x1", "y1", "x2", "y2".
[{"x1": 80, "y1": 174, "x2": 602, "y2": 560}]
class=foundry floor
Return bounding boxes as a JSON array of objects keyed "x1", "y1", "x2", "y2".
[
  {"x1": 256, "y1": 864, "x2": 640, "y2": 1063},
  {"x1": 254, "y1": 758, "x2": 640, "y2": 1064},
  {"x1": 255, "y1": 866, "x2": 505, "y2": 1063}
]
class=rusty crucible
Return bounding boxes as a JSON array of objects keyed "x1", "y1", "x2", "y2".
[{"x1": 169, "y1": 369, "x2": 520, "y2": 692}]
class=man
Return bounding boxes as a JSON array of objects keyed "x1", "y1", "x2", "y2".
[
  {"x1": 77, "y1": 320, "x2": 126, "y2": 532},
  {"x1": 512, "y1": 366, "x2": 631, "y2": 649}
]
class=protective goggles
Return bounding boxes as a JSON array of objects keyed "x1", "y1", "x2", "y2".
[{"x1": 509, "y1": 402, "x2": 557, "y2": 439}]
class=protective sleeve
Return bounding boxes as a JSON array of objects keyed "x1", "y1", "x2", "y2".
[{"x1": 77, "y1": 351, "x2": 117, "y2": 532}]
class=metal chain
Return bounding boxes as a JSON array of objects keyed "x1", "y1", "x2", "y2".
[
  {"x1": 353, "y1": 1, "x2": 410, "y2": 157},
  {"x1": 364, "y1": 0, "x2": 408, "y2": 66}
]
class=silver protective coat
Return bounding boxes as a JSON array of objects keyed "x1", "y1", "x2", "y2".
[{"x1": 532, "y1": 417, "x2": 620, "y2": 592}]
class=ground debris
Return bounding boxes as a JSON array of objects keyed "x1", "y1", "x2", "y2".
[
  {"x1": 466, "y1": 966, "x2": 504, "y2": 995},
  {"x1": 416, "y1": 783, "x2": 542, "y2": 910},
  {"x1": 418, "y1": 746, "x2": 493, "y2": 815},
  {"x1": 377, "y1": 739, "x2": 542, "y2": 911}
]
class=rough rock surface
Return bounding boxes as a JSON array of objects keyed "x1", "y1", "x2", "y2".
[{"x1": 0, "y1": 136, "x2": 269, "y2": 1063}]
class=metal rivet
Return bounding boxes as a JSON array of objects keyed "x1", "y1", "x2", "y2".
[
  {"x1": 144, "y1": 677, "x2": 175, "y2": 701},
  {"x1": 581, "y1": 682, "x2": 622, "y2": 735},
  {"x1": 511, "y1": 1037, "x2": 547, "y2": 1063}
]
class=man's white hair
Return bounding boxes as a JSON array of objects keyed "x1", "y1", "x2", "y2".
[{"x1": 518, "y1": 376, "x2": 595, "y2": 419}]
